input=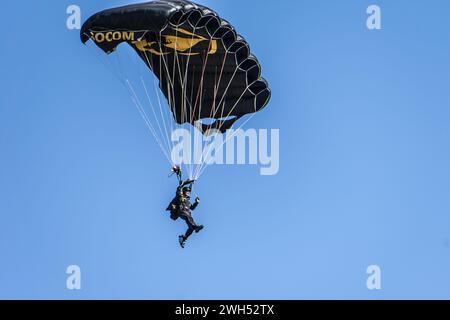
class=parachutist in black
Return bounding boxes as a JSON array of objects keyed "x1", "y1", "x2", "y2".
[
  {"x1": 82, "y1": 0, "x2": 272, "y2": 247},
  {"x1": 166, "y1": 174, "x2": 204, "y2": 248}
]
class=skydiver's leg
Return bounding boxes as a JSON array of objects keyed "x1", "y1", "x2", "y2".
[
  {"x1": 178, "y1": 214, "x2": 204, "y2": 248},
  {"x1": 188, "y1": 214, "x2": 205, "y2": 233},
  {"x1": 180, "y1": 215, "x2": 195, "y2": 241},
  {"x1": 184, "y1": 227, "x2": 195, "y2": 240},
  {"x1": 186, "y1": 215, "x2": 197, "y2": 228},
  {"x1": 184, "y1": 214, "x2": 203, "y2": 233},
  {"x1": 186, "y1": 214, "x2": 204, "y2": 234},
  {"x1": 179, "y1": 226, "x2": 194, "y2": 248}
]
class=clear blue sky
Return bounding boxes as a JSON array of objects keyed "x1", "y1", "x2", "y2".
[{"x1": 1, "y1": 0, "x2": 450, "y2": 299}]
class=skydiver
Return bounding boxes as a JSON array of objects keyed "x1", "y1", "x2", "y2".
[{"x1": 166, "y1": 166, "x2": 204, "y2": 248}]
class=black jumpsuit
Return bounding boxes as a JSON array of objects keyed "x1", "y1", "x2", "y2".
[
  {"x1": 178, "y1": 196, "x2": 200, "y2": 240},
  {"x1": 166, "y1": 180, "x2": 201, "y2": 240}
]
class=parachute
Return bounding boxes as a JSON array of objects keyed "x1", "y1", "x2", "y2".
[{"x1": 81, "y1": 0, "x2": 271, "y2": 179}]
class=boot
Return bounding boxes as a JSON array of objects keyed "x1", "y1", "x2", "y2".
[
  {"x1": 179, "y1": 235, "x2": 186, "y2": 248},
  {"x1": 195, "y1": 225, "x2": 204, "y2": 233}
]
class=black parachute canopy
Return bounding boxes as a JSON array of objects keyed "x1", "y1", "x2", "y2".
[{"x1": 81, "y1": 0, "x2": 271, "y2": 133}]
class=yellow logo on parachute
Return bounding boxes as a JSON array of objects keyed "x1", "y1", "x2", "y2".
[
  {"x1": 90, "y1": 28, "x2": 217, "y2": 56},
  {"x1": 133, "y1": 28, "x2": 217, "y2": 56}
]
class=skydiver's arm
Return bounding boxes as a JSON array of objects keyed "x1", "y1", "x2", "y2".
[
  {"x1": 190, "y1": 197, "x2": 200, "y2": 211},
  {"x1": 190, "y1": 202, "x2": 199, "y2": 211}
]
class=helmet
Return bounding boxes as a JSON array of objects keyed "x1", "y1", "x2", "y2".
[{"x1": 182, "y1": 187, "x2": 192, "y2": 193}]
